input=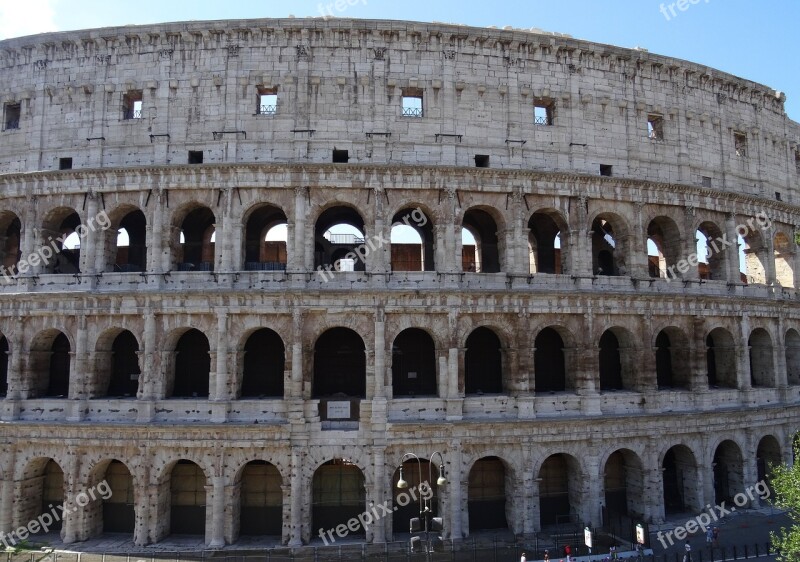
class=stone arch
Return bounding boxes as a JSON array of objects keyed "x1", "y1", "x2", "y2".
[
  {"x1": 773, "y1": 231, "x2": 795, "y2": 287},
  {"x1": 392, "y1": 327, "x2": 437, "y2": 397},
  {"x1": 465, "y1": 326, "x2": 504, "y2": 395},
  {"x1": 696, "y1": 220, "x2": 728, "y2": 281},
  {"x1": 661, "y1": 444, "x2": 702, "y2": 514},
  {"x1": 313, "y1": 204, "x2": 367, "y2": 272},
  {"x1": 590, "y1": 212, "x2": 631, "y2": 276},
  {"x1": 311, "y1": 459, "x2": 367, "y2": 537},
  {"x1": 102, "y1": 205, "x2": 147, "y2": 273},
  {"x1": 461, "y1": 206, "x2": 505, "y2": 273},
  {"x1": 162, "y1": 459, "x2": 209, "y2": 537},
  {"x1": 242, "y1": 203, "x2": 288, "y2": 271},
  {"x1": 171, "y1": 202, "x2": 216, "y2": 272},
  {"x1": 390, "y1": 205, "x2": 435, "y2": 272},
  {"x1": 28, "y1": 328, "x2": 72, "y2": 398},
  {"x1": 749, "y1": 328, "x2": 775, "y2": 388},
  {"x1": 713, "y1": 440, "x2": 744, "y2": 505},
  {"x1": 706, "y1": 327, "x2": 737, "y2": 389},
  {"x1": 602, "y1": 449, "x2": 645, "y2": 519},
  {"x1": 528, "y1": 208, "x2": 569, "y2": 275},
  {"x1": 240, "y1": 328, "x2": 285, "y2": 398},
  {"x1": 85, "y1": 458, "x2": 136, "y2": 538},
  {"x1": 167, "y1": 328, "x2": 211, "y2": 398},
  {"x1": 16, "y1": 457, "x2": 65, "y2": 535},
  {"x1": 235, "y1": 460, "x2": 283, "y2": 537},
  {"x1": 537, "y1": 453, "x2": 584, "y2": 528},
  {"x1": 654, "y1": 327, "x2": 691, "y2": 389},
  {"x1": 598, "y1": 327, "x2": 636, "y2": 391},
  {"x1": 647, "y1": 216, "x2": 682, "y2": 279},
  {"x1": 786, "y1": 328, "x2": 800, "y2": 385},
  {"x1": 312, "y1": 327, "x2": 366, "y2": 398},
  {"x1": 756, "y1": 435, "x2": 782, "y2": 489},
  {"x1": 40, "y1": 206, "x2": 82, "y2": 274},
  {"x1": 467, "y1": 456, "x2": 510, "y2": 531},
  {"x1": 534, "y1": 326, "x2": 571, "y2": 392},
  {"x1": 93, "y1": 327, "x2": 141, "y2": 398},
  {"x1": 0, "y1": 210, "x2": 21, "y2": 274}
]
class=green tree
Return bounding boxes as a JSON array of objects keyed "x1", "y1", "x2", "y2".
[{"x1": 770, "y1": 444, "x2": 800, "y2": 561}]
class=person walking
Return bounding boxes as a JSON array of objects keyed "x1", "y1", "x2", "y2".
[
  {"x1": 706, "y1": 527, "x2": 714, "y2": 546},
  {"x1": 683, "y1": 540, "x2": 692, "y2": 562},
  {"x1": 520, "y1": 552, "x2": 526, "y2": 562},
  {"x1": 543, "y1": 550, "x2": 550, "y2": 562},
  {"x1": 712, "y1": 527, "x2": 720, "y2": 547}
]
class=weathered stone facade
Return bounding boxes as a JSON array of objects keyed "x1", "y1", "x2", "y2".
[{"x1": 0, "y1": 17, "x2": 798, "y2": 549}]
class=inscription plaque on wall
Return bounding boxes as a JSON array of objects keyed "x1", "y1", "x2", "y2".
[{"x1": 327, "y1": 401, "x2": 351, "y2": 419}]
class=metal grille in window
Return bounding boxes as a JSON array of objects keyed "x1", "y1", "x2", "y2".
[
  {"x1": 734, "y1": 133, "x2": 748, "y2": 157},
  {"x1": 534, "y1": 102, "x2": 553, "y2": 126},
  {"x1": 648, "y1": 115, "x2": 664, "y2": 140},
  {"x1": 402, "y1": 106, "x2": 423, "y2": 117},
  {"x1": 123, "y1": 108, "x2": 142, "y2": 120},
  {"x1": 259, "y1": 104, "x2": 277, "y2": 115}
]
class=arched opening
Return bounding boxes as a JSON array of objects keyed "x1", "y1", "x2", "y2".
[
  {"x1": 647, "y1": 217, "x2": 682, "y2": 279},
  {"x1": 534, "y1": 328, "x2": 566, "y2": 392},
  {"x1": 468, "y1": 457, "x2": 508, "y2": 531},
  {"x1": 465, "y1": 327, "x2": 503, "y2": 395},
  {"x1": 0, "y1": 211, "x2": 21, "y2": 274},
  {"x1": 390, "y1": 207, "x2": 434, "y2": 271},
  {"x1": 99, "y1": 460, "x2": 135, "y2": 535},
  {"x1": 313, "y1": 328, "x2": 366, "y2": 398},
  {"x1": 0, "y1": 336, "x2": 8, "y2": 397},
  {"x1": 244, "y1": 205, "x2": 288, "y2": 271},
  {"x1": 462, "y1": 208, "x2": 501, "y2": 273},
  {"x1": 28, "y1": 330, "x2": 71, "y2": 398},
  {"x1": 314, "y1": 206, "x2": 366, "y2": 272},
  {"x1": 774, "y1": 232, "x2": 795, "y2": 287},
  {"x1": 17, "y1": 458, "x2": 64, "y2": 537},
  {"x1": 312, "y1": 460, "x2": 365, "y2": 536},
  {"x1": 696, "y1": 222, "x2": 727, "y2": 281},
  {"x1": 238, "y1": 461, "x2": 282, "y2": 536},
  {"x1": 392, "y1": 459, "x2": 440, "y2": 533},
  {"x1": 786, "y1": 329, "x2": 800, "y2": 386},
  {"x1": 655, "y1": 328, "x2": 690, "y2": 389},
  {"x1": 110, "y1": 209, "x2": 147, "y2": 272},
  {"x1": 172, "y1": 329, "x2": 210, "y2": 398},
  {"x1": 241, "y1": 329, "x2": 285, "y2": 398},
  {"x1": 713, "y1": 441, "x2": 744, "y2": 505},
  {"x1": 169, "y1": 460, "x2": 207, "y2": 536},
  {"x1": 749, "y1": 328, "x2": 775, "y2": 388},
  {"x1": 539, "y1": 453, "x2": 582, "y2": 527},
  {"x1": 604, "y1": 450, "x2": 645, "y2": 519},
  {"x1": 104, "y1": 330, "x2": 141, "y2": 398},
  {"x1": 392, "y1": 328, "x2": 437, "y2": 397},
  {"x1": 599, "y1": 329, "x2": 633, "y2": 391},
  {"x1": 739, "y1": 230, "x2": 767, "y2": 285},
  {"x1": 706, "y1": 328, "x2": 737, "y2": 389},
  {"x1": 756, "y1": 435, "x2": 782, "y2": 494},
  {"x1": 41, "y1": 208, "x2": 81, "y2": 274},
  {"x1": 591, "y1": 214, "x2": 628, "y2": 276},
  {"x1": 528, "y1": 211, "x2": 566, "y2": 274},
  {"x1": 662, "y1": 446, "x2": 701, "y2": 514},
  {"x1": 177, "y1": 206, "x2": 215, "y2": 271}
]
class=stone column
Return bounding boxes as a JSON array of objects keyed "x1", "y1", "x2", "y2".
[
  {"x1": 374, "y1": 312, "x2": 385, "y2": 398},
  {"x1": 147, "y1": 192, "x2": 164, "y2": 273},
  {"x1": 775, "y1": 316, "x2": 789, "y2": 389},
  {"x1": 20, "y1": 198, "x2": 37, "y2": 274},
  {"x1": 69, "y1": 316, "x2": 89, "y2": 401},
  {"x1": 208, "y1": 476, "x2": 225, "y2": 547},
  {"x1": 583, "y1": 456, "x2": 602, "y2": 528},
  {"x1": 288, "y1": 447, "x2": 304, "y2": 546},
  {"x1": 133, "y1": 464, "x2": 150, "y2": 546},
  {"x1": 738, "y1": 315, "x2": 752, "y2": 390},
  {"x1": 447, "y1": 443, "x2": 463, "y2": 539},
  {"x1": 726, "y1": 213, "x2": 741, "y2": 283},
  {"x1": 290, "y1": 308, "x2": 303, "y2": 399},
  {"x1": 214, "y1": 312, "x2": 229, "y2": 400},
  {"x1": 743, "y1": 434, "x2": 761, "y2": 508},
  {"x1": 372, "y1": 447, "x2": 386, "y2": 543},
  {"x1": 294, "y1": 187, "x2": 310, "y2": 272},
  {"x1": 140, "y1": 312, "x2": 157, "y2": 399},
  {"x1": 5, "y1": 339, "x2": 22, "y2": 400},
  {"x1": 763, "y1": 234, "x2": 776, "y2": 285},
  {"x1": 80, "y1": 194, "x2": 98, "y2": 274},
  {"x1": 0, "y1": 475, "x2": 11, "y2": 538}
]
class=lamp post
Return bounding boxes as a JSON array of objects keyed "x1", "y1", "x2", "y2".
[{"x1": 396, "y1": 451, "x2": 447, "y2": 557}]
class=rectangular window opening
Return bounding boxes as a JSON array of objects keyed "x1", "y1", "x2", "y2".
[
  {"x1": 600, "y1": 164, "x2": 613, "y2": 177},
  {"x1": 534, "y1": 99, "x2": 554, "y2": 126},
  {"x1": 122, "y1": 91, "x2": 143, "y2": 120},
  {"x1": 474, "y1": 154, "x2": 490, "y2": 168},
  {"x1": 734, "y1": 131, "x2": 748, "y2": 158},
  {"x1": 188, "y1": 150, "x2": 204, "y2": 164},
  {"x1": 701, "y1": 176, "x2": 712, "y2": 188},
  {"x1": 647, "y1": 114, "x2": 664, "y2": 140},
  {"x1": 257, "y1": 86, "x2": 278, "y2": 115},
  {"x1": 332, "y1": 149, "x2": 349, "y2": 163},
  {"x1": 776, "y1": 192, "x2": 782, "y2": 201},
  {"x1": 795, "y1": 150, "x2": 800, "y2": 174},
  {"x1": 3, "y1": 103, "x2": 20, "y2": 130},
  {"x1": 59, "y1": 157, "x2": 73, "y2": 170},
  {"x1": 401, "y1": 87, "x2": 423, "y2": 118}
]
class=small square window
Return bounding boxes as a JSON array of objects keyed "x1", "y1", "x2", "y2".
[
  {"x1": 59, "y1": 157, "x2": 73, "y2": 170},
  {"x1": 474, "y1": 155, "x2": 490, "y2": 168},
  {"x1": 332, "y1": 149, "x2": 349, "y2": 163},
  {"x1": 3, "y1": 103, "x2": 20, "y2": 130},
  {"x1": 257, "y1": 86, "x2": 277, "y2": 115},
  {"x1": 401, "y1": 87, "x2": 423, "y2": 118},
  {"x1": 534, "y1": 99, "x2": 555, "y2": 126},
  {"x1": 600, "y1": 165, "x2": 613, "y2": 177},
  {"x1": 701, "y1": 176, "x2": 712, "y2": 188},
  {"x1": 647, "y1": 114, "x2": 664, "y2": 140},
  {"x1": 734, "y1": 131, "x2": 748, "y2": 158},
  {"x1": 188, "y1": 151, "x2": 203, "y2": 164},
  {"x1": 795, "y1": 150, "x2": 800, "y2": 174},
  {"x1": 122, "y1": 91, "x2": 143, "y2": 120},
  {"x1": 776, "y1": 192, "x2": 782, "y2": 201}
]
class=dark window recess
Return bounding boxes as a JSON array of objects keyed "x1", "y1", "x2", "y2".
[
  {"x1": 257, "y1": 86, "x2": 278, "y2": 115},
  {"x1": 59, "y1": 158, "x2": 73, "y2": 170},
  {"x1": 188, "y1": 151, "x2": 203, "y2": 164},
  {"x1": 647, "y1": 114, "x2": 664, "y2": 140},
  {"x1": 701, "y1": 176, "x2": 712, "y2": 188},
  {"x1": 600, "y1": 165, "x2": 613, "y2": 177},
  {"x1": 795, "y1": 151, "x2": 800, "y2": 174},
  {"x1": 4, "y1": 103, "x2": 20, "y2": 130},
  {"x1": 533, "y1": 99, "x2": 555, "y2": 125},
  {"x1": 332, "y1": 149, "x2": 349, "y2": 163},
  {"x1": 776, "y1": 192, "x2": 782, "y2": 201},
  {"x1": 734, "y1": 132, "x2": 748, "y2": 157},
  {"x1": 474, "y1": 155, "x2": 490, "y2": 168},
  {"x1": 122, "y1": 91, "x2": 143, "y2": 120}
]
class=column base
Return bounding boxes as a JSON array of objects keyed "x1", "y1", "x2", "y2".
[
  {"x1": 210, "y1": 401, "x2": 229, "y2": 423},
  {"x1": 66, "y1": 400, "x2": 86, "y2": 422},
  {"x1": 1, "y1": 399, "x2": 20, "y2": 421},
  {"x1": 136, "y1": 400, "x2": 155, "y2": 422},
  {"x1": 580, "y1": 393, "x2": 602, "y2": 415}
]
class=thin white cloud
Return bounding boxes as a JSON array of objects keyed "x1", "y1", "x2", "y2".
[{"x1": 0, "y1": 0, "x2": 59, "y2": 40}]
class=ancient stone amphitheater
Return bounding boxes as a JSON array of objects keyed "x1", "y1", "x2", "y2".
[{"x1": 0, "y1": 16, "x2": 798, "y2": 551}]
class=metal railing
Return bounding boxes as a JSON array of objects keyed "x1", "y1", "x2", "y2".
[
  {"x1": 123, "y1": 109, "x2": 142, "y2": 120},
  {"x1": 327, "y1": 234, "x2": 365, "y2": 245},
  {"x1": 259, "y1": 104, "x2": 277, "y2": 115},
  {"x1": 245, "y1": 261, "x2": 287, "y2": 271},
  {"x1": 534, "y1": 115, "x2": 552, "y2": 126},
  {"x1": 402, "y1": 106, "x2": 423, "y2": 117}
]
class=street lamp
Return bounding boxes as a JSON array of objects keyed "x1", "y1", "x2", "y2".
[{"x1": 397, "y1": 451, "x2": 447, "y2": 557}]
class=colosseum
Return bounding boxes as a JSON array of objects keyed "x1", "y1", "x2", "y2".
[{"x1": 0, "y1": 15, "x2": 797, "y2": 552}]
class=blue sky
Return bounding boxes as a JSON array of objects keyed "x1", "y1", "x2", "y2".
[{"x1": 1, "y1": 0, "x2": 798, "y2": 119}]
